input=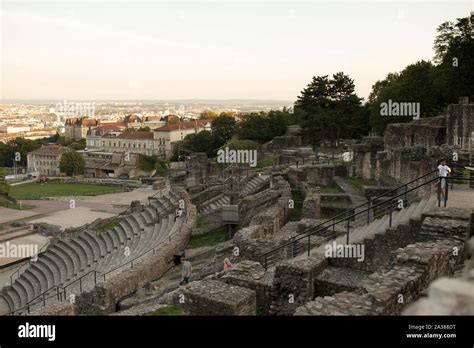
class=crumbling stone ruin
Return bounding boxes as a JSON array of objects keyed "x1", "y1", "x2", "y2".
[
  {"x1": 3, "y1": 101, "x2": 473, "y2": 318},
  {"x1": 353, "y1": 100, "x2": 474, "y2": 184}
]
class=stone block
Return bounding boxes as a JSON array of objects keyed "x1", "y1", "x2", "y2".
[{"x1": 176, "y1": 279, "x2": 256, "y2": 315}]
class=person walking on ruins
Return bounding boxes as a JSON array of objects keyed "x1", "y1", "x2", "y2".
[
  {"x1": 437, "y1": 159, "x2": 451, "y2": 199},
  {"x1": 223, "y1": 258, "x2": 233, "y2": 271},
  {"x1": 180, "y1": 256, "x2": 192, "y2": 285}
]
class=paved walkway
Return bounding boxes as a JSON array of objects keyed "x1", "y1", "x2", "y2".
[
  {"x1": 0, "y1": 208, "x2": 38, "y2": 224},
  {"x1": 446, "y1": 186, "x2": 474, "y2": 210},
  {"x1": 332, "y1": 176, "x2": 367, "y2": 206}
]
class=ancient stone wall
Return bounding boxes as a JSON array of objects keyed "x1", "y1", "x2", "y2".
[
  {"x1": 352, "y1": 137, "x2": 384, "y2": 180},
  {"x1": 446, "y1": 102, "x2": 474, "y2": 150},
  {"x1": 288, "y1": 165, "x2": 335, "y2": 190},
  {"x1": 174, "y1": 279, "x2": 256, "y2": 315},
  {"x1": 75, "y1": 188, "x2": 197, "y2": 314},
  {"x1": 270, "y1": 255, "x2": 327, "y2": 315}
]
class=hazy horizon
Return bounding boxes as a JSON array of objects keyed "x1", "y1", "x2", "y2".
[{"x1": 1, "y1": 1, "x2": 472, "y2": 101}]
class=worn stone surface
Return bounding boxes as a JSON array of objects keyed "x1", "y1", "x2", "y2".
[
  {"x1": 404, "y1": 236, "x2": 474, "y2": 315},
  {"x1": 174, "y1": 279, "x2": 256, "y2": 315},
  {"x1": 270, "y1": 255, "x2": 327, "y2": 315},
  {"x1": 75, "y1": 188, "x2": 196, "y2": 315},
  {"x1": 217, "y1": 260, "x2": 274, "y2": 311},
  {"x1": 28, "y1": 301, "x2": 75, "y2": 316},
  {"x1": 315, "y1": 266, "x2": 370, "y2": 297}
]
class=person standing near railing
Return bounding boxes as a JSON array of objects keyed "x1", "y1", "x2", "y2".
[
  {"x1": 180, "y1": 256, "x2": 192, "y2": 285},
  {"x1": 437, "y1": 159, "x2": 451, "y2": 200}
]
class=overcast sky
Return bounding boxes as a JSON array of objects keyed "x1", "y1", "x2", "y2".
[{"x1": 1, "y1": 1, "x2": 472, "y2": 101}]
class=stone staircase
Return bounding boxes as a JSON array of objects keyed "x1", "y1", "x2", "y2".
[
  {"x1": 0, "y1": 190, "x2": 185, "y2": 316},
  {"x1": 198, "y1": 175, "x2": 270, "y2": 216},
  {"x1": 291, "y1": 196, "x2": 438, "y2": 263}
]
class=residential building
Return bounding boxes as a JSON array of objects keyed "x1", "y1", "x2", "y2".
[
  {"x1": 153, "y1": 120, "x2": 211, "y2": 157},
  {"x1": 27, "y1": 145, "x2": 70, "y2": 176},
  {"x1": 85, "y1": 120, "x2": 211, "y2": 158}
]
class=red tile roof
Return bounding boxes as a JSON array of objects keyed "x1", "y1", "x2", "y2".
[
  {"x1": 154, "y1": 120, "x2": 210, "y2": 132},
  {"x1": 116, "y1": 131, "x2": 154, "y2": 139}
]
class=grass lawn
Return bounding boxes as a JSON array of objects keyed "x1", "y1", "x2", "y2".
[
  {"x1": 257, "y1": 156, "x2": 275, "y2": 169},
  {"x1": 196, "y1": 215, "x2": 208, "y2": 228},
  {"x1": 10, "y1": 182, "x2": 124, "y2": 200},
  {"x1": 0, "y1": 196, "x2": 36, "y2": 210},
  {"x1": 188, "y1": 227, "x2": 230, "y2": 248},
  {"x1": 320, "y1": 182, "x2": 345, "y2": 193},
  {"x1": 146, "y1": 306, "x2": 184, "y2": 316},
  {"x1": 96, "y1": 218, "x2": 123, "y2": 232},
  {"x1": 288, "y1": 190, "x2": 304, "y2": 221},
  {"x1": 345, "y1": 177, "x2": 377, "y2": 191}
]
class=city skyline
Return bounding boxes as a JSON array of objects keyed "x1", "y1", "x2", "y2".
[{"x1": 1, "y1": 1, "x2": 472, "y2": 101}]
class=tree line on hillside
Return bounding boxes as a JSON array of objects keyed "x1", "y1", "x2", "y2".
[{"x1": 0, "y1": 136, "x2": 86, "y2": 168}]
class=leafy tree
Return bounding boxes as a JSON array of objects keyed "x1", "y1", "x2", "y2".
[
  {"x1": 69, "y1": 142, "x2": 86, "y2": 151},
  {"x1": 211, "y1": 114, "x2": 237, "y2": 149},
  {"x1": 0, "y1": 138, "x2": 41, "y2": 167},
  {"x1": 366, "y1": 13, "x2": 473, "y2": 134},
  {"x1": 138, "y1": 126, "x2": 151, "y2": 132},
  {"x1": 296, "y1": 72, "x2": 364, "y2": 146},
  {"x1": 367, "y1": 61, "x2": 441, "y2": 134},
  {"x1": 170, "y1": 131, "x2": 215, "y2": 160},
  {"x1": 184, "y1": 130, "x2": 215, "y2": 156},
  {"x1": 433, "y1": 13, "x2": 474, "y2": 103},
  {"x1": 224, "y1": 137, "x2": 258, "y2": 151},
  {"x1": 199, "y1": 111, "x2": 218, "y2": 120},
  {"x1": 237, "y1": 113, "x2": 272, "y2": 143},
  {"x1": 155, "y1": 158, "x2": 170, "y2": 177},
  {"x1": 59, "y1": 151, "x2": 85, "y2": 177},
  {"x1": 0, "y1": 168, "x2": 10, "y2": 196}
]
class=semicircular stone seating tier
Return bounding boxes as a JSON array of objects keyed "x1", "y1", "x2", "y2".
[{"x1": 0, "y1": 190, "x2": 184, "y2": 315}]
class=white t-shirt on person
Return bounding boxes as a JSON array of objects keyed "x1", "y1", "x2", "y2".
[{"x1": 437, "y1": 164, "x2": 451, "y2": 177}]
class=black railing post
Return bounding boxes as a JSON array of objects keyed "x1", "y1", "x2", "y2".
[
  {"x1": 79, "y1": 277, "x2": 82, "y2": 292},
  {"x1": 389, "y1": 201, "x2": 393, "y2": 228},
  {"x1": 367, "y1": 198, "x2": 371, "y2": 225},
  {"x1": 346, "y1": 219, "x2": 350, "y2": 244},
  {"x1": 307, "y1": 235, "x2": 310, "y2": 257},
  {"x1": 444, "y1": 178, "x2": 449, "y2": 207}
]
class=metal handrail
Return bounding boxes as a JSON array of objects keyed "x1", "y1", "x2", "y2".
[
  {"x1": 8, "y1": 240, "x2": 52, "y2": 285},
  {"x1": 260, "y1": 173, "x2": 453, "y2": 269},
  {"x1": 9, "y1": 269, "x2": 101, "y2": 315},
  {"x1": 5, "y1": 192, "x2": 189, "y2": 315},
  {"x1": 259, "y1": 169, "x2": 438, "y2": 259}
]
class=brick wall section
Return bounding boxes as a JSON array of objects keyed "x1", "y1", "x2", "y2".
[
  {"x1": 270, "y1": 255, "x2": 327, "y2": 315},
  {"x1": 75, "y1": 187, "x2": 197, "y2": 315},
  {"x1": 295, "y1": 238, "x2": 465, "y2": 315},
  {"x1": 174, "y1": 279, "x2": 256, "y2": 315},
  {"x1": 28, "y1": 301, "x2": 75, "y2": 316},
  {"x1": 217, "y1": 261, "x2": 274, "y2": 311}
]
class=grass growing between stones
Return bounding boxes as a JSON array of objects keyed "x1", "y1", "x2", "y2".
[
  {"x1": 256, "y1": 307, "x2": 270, "y2": 316},
  {"x1": 10, "y1": 182, "x2": 124, "y2": 199},
  {"x1": 320, "y1": 181, "x2": 344, "y2": 193},
  {"x1": 256, "y1": 156, "x2": 275, "y2": 168},
  {"x1": 345, "y1": 177, "x2": 377, "y2": 192},
  {"x1": 188, "y1": 226, "x2": 230, "y2": 248},
  {"x1": 196, "y1": 215, "x2": 208, "y2": 228},
  {"x1": 288, "y1": 190, "x2": 304, "y2": 221},
  {"x1": 96, "y1": 217, "x2": 123, "y2": 232},
  {"x1": 0, "y1": 200, "x2": 36, "y2": 210},
  {"x1": 146, "y1": 305, "x2": 184, "y2": 316}
]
